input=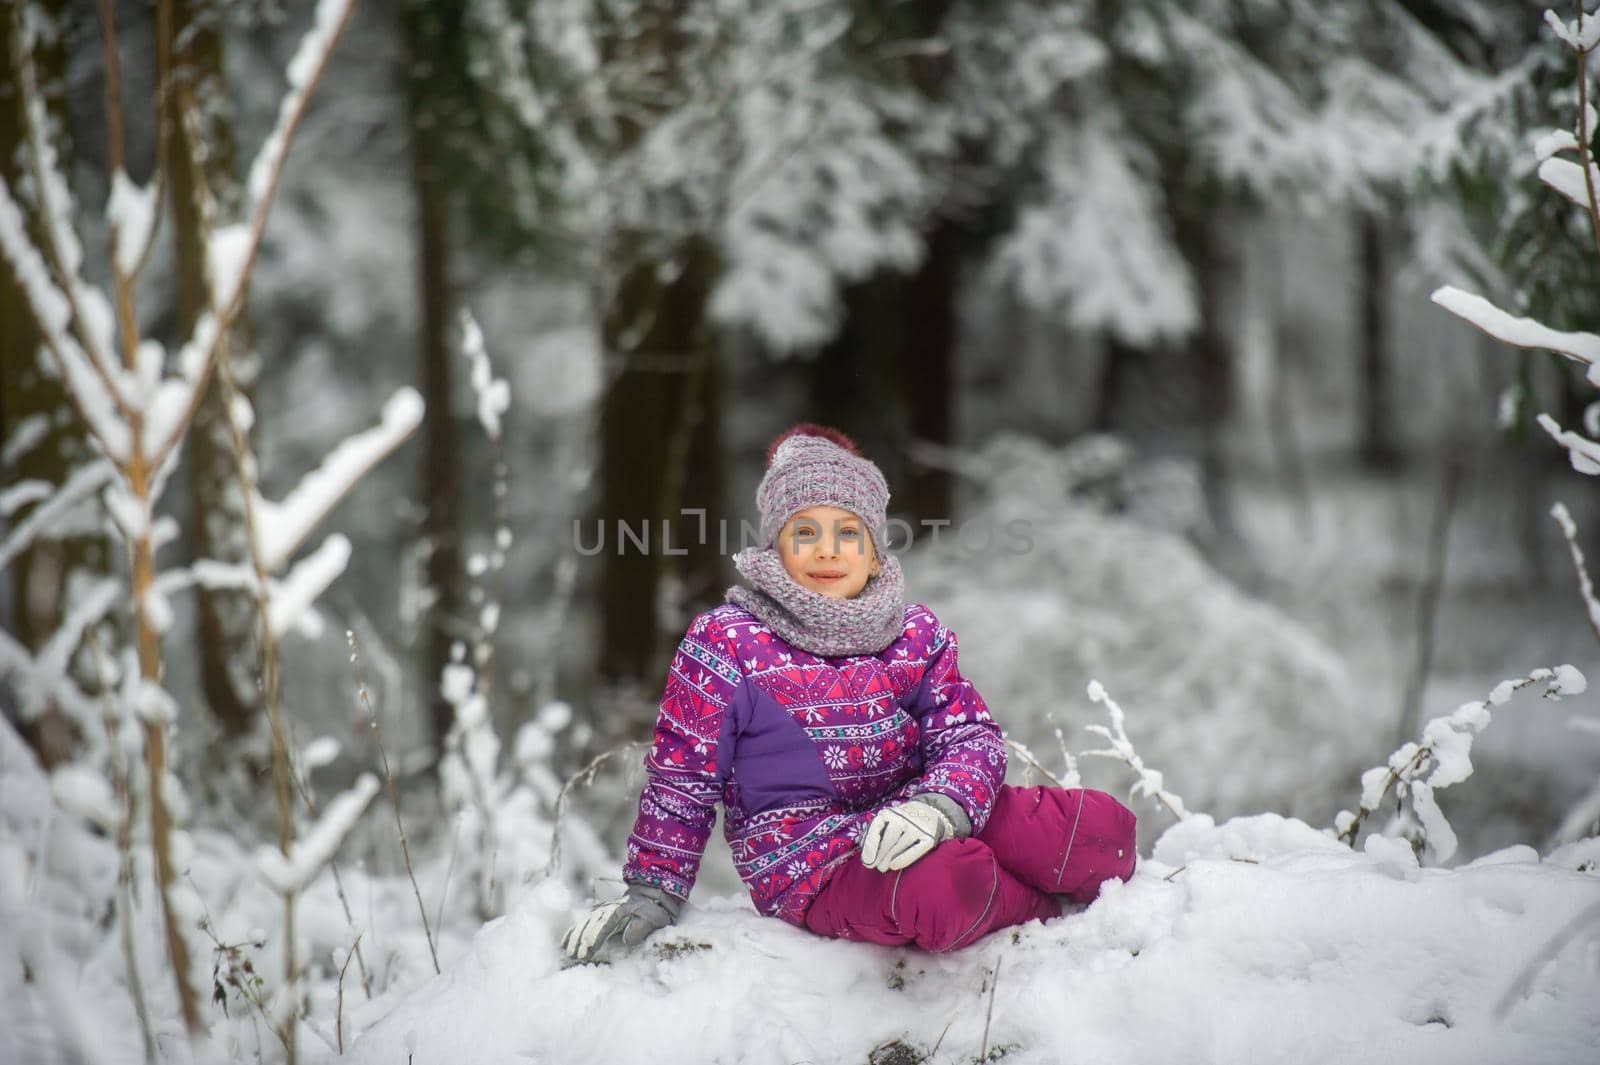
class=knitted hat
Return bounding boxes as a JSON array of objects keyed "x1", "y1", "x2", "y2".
[{"x1": 755, "y1": 423, "x2": 890, "y2": 556}]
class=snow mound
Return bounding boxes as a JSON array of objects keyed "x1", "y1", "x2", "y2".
[
  {"x1": 1151, "y1": 811, "x2": 1346, "y2": 865},
  {"x1": 337, "y1": 816, "x2": 1600, "y2": 1065}
]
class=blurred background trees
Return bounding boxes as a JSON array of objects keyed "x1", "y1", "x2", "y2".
[{"x1": 4, "y1": 0, "x2": 1597, "y2": 847}]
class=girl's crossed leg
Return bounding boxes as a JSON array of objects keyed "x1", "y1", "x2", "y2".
[{"x1": 804, "y1": 785, "x2": 1137, "y2": 951}]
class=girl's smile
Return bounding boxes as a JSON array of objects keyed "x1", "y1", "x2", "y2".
[{"x1": 776, "y1": 505, "x2": 880, "y2": 599}]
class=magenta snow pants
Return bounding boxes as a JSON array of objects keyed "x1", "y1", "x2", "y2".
[{"x1": 804, "y1": 785, "x2": 1138, "y2": 952}]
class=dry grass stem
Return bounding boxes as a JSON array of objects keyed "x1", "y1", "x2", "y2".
[
  {"x1": 544, "y1": 741, "x2": 649, "y2": 878},
  {"x1": 349, "y1": 630, "x2": 440, "y2": 973}
]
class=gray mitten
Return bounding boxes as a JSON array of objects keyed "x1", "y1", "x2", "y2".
[{"x1": 561, "y1": 882, "x2": 683, "y2": 964}]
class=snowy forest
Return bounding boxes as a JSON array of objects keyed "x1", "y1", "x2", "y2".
[{"x1": 2, "y1": 0, "x2": 1599, "y2": 1062}]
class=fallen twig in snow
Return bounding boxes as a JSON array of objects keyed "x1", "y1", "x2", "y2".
[{"x1": 979, "y1": 955, "x2": 1002, "y2": 1063}]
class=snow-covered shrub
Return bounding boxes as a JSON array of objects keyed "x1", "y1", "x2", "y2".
[{"x1": 435, "y1": 311, "x2": 614, "y2": 921}]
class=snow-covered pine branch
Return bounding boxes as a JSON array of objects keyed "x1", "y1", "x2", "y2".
[
  {"x1": 1335, "y1": 667, "x2": 1588, "y2": 862},
  {"x1": 1082, "y1": 679, "x2": 1191, "y2": 821}
]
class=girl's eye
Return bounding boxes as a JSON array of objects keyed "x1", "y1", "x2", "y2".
[{"x1": 840, "y1": 528, "x2": 859, "y2": 538}]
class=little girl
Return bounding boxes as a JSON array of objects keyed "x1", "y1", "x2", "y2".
[{"x1": 563, "y1": 424, "x2": 1137, "y2": 962}]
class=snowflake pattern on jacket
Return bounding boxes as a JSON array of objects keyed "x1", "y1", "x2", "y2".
[{"x1": 621, "y1": 602, "x2": 1007, "y2": 926}]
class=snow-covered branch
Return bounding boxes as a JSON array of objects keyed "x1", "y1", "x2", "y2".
[
  {"x1": 1430, "y1": 286, "x2": 1600, "y2": 386},
  {"x1": 13, "y1": 578, "x2": 121, "y2": 721},
  {"x1": 1536, "y1": 155, "x2": 1600, "y2": 211},
  {"x1": 0, "y1": 181, "x2": 132, "y2": 461},
  {"x1": 1082, "y1": 679, "x2": 1191, "y2": 821},
  {"x1": 254, "y1": 388, "x2": 423, "y2": 571},
  {"x1": 1550, "y1": 503, "x2": 1600, "y2": 648},
  {"x1": 461, "y1": 311, "x2": 509, "y2": 442},
  {"x1": 0, "y1": 460, "x2": 115, "y2": 573},
  {"x1": 255, "y1": 774, "x2": 380, "y2": 895},
  {"x1": 220, "y1": 0, "x2": 357, "y2": 317},
  {"x1": 147, "y1": 0, "x2": 359, "y2": 473},
  {"x1": 1335, "y1": 667, "x2": 1588, "y2": 861},
  {"x1": 1535, "y1": 413, "x2": 1600, "y2": 476},
  {"x1": 1544, "y1": 9, "x2": 1600, "y2": 54},
  {"x1": 267, "y1": 534, "x2": 352, "y2": 640},
  {"x1": 6, "y1": 6, "x2": 119, "y2": 379}
]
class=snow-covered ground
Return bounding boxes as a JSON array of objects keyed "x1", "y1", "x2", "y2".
[{"x1": 336, "y1": 814, "x2": 1600, "y2": 1065}]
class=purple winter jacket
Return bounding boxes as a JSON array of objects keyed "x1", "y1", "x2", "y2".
[{"x1": 621, "y1": 601, "x2": 1008, "y2": 926}]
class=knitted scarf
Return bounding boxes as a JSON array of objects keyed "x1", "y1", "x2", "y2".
[{"x1": 725, "y1": 547, "x2": 906, "y2": 657}]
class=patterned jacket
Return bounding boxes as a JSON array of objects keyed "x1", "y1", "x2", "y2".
[{"x1": 621, "y1": 601, "x2": 1007, "y2": 926}]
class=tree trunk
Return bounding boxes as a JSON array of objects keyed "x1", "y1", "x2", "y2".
[
  {"x1": 897, "y1": 219, "x2": 960, "y2": 528},
  {"x1": 165, "y1": 0, "x2": 262, "y2": 736},
  {"x1": 673, "y1": 300, "x2": 728, "y2": 617},
  {"x1": 399, "y1": 4, "x2": 467, "y2": 751},
  {"x1": 1358, "y1": 208, "x2": 1401, "y2": 469},
  {"x1": 1173, "y1": 205, "x2": 1237, "y2": 550},
  {"x1": 597, "y1": 240, "x2": 719, "y2": 689},
  {"x1": 808, "y1": 274, "x2": 903, "y2": 485}
]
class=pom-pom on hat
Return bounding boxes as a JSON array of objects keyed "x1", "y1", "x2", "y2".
[{"x1": 755, "y1": 422, "x2": 890, "y2": 555}]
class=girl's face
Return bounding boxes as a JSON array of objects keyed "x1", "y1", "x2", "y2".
[{"x1": 776, "y1": 505, "x2": 879, "y2": 599}]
